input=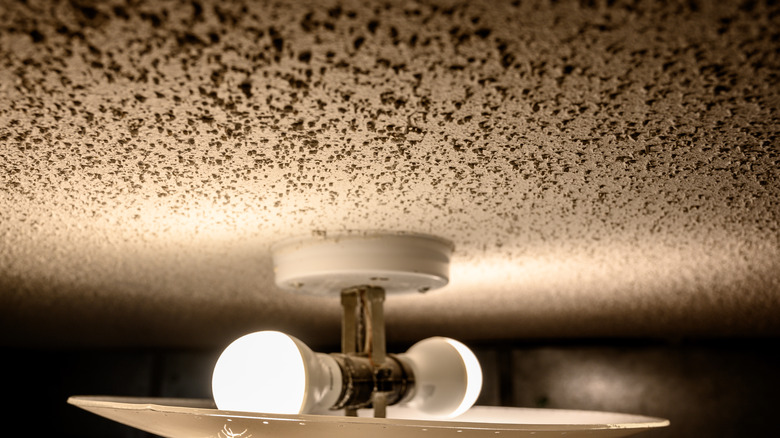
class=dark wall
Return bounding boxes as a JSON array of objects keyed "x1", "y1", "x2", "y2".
[
  {"x1": 472, "y1": 339, "x2": 780, "y2": 438},
  {"x1": 5, "y1": 339, "x2": 778, "y2": 437},
  {"x1": 6, "y1": 348, "x2": 219, "y2": 438}
]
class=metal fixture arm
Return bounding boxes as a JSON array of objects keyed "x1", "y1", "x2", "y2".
[{"x1": 339, "y1": 286, "x2": 393, "y2": 418}]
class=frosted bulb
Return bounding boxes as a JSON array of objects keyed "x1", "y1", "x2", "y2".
[
  {"x1": 212, "y1": 331, "x2": 482, "y2": 418},
  {"x1": 211, "y1": 331, "x2": 342, "y2": 414},
  {"x1": 398, "y1": 337, "x2": 483, "y2": 418}
]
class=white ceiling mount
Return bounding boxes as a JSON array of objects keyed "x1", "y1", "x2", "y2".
[{"x1": 272, "y1": 231, "x2": 454, "y2": 295}]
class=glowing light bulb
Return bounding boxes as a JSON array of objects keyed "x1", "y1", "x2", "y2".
[
  {"x1": 212, "y1": 331, "x2": 482, "y2": 418},
  {"x1": 211, "y1": 331, "x2": 342, "y2": 414},
  {"x1": 398, "y1": 337, "x2": 483, "y2": 418}
]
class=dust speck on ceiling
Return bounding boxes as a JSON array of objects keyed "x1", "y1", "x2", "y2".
[{"x1": 1, "y1": 0, "x2": 778, "y2": 348}]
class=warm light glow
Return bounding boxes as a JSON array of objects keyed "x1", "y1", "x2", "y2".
[
  {"x1": 445, "y1": 338, "x2": 483, "y2": 418},
  {"x1": 212, "y1": 331, "x2": 307, "y2": 414}
]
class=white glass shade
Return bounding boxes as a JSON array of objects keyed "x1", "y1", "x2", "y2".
[{"x1": 68, "y1": 396, "x2": 670, "y2": 438}]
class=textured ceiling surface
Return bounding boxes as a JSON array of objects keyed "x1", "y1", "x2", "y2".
[{"x1": 1, "y1": 0, "x2": 778, "y2": 348}]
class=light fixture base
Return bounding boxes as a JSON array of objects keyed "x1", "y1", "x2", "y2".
[{"x1": 271, "y1": 231, "x2": 454, "y2": 295}]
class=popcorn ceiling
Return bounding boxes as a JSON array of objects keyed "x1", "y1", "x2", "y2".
[{"x1": 0, "y1": 0, "x2": 778, "y2": 347}]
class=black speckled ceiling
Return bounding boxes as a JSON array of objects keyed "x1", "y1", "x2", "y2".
[{"x1": 1, "y1": 0, "x2": 778, "y2": 347}]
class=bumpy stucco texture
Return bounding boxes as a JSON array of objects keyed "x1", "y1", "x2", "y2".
[{"x1": 1, "y1": 0, "x2": 778, "y2": 347}]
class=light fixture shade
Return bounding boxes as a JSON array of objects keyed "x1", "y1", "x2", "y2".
[
  {"x1": 68, "y1": 395, "x2": 671, "y2": 438},
  {"x1": 398, "y1": 337, "x2": 483, "y2": 418},
  {"x1": 211, "y1": 331, "x2": 342, "y2": 414}
]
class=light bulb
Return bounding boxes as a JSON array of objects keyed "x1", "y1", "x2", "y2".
[
  {"x1": 211, "y1": 331, "x2": 342, "y2": 414},
  {"x1": 212, "y1": 331, "x2": 482, "y2": 418},
  {"x1": 397, "y1": 337, "x2": 483, "y2": 418}
]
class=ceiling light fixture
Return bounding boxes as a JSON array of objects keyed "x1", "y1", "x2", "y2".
[
  {"x1": 221, "y1": 232, "x2": 478, "y2": 419},
  {"x1": 69, "y1": 231, "x2": 669, "y2": 437}
]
